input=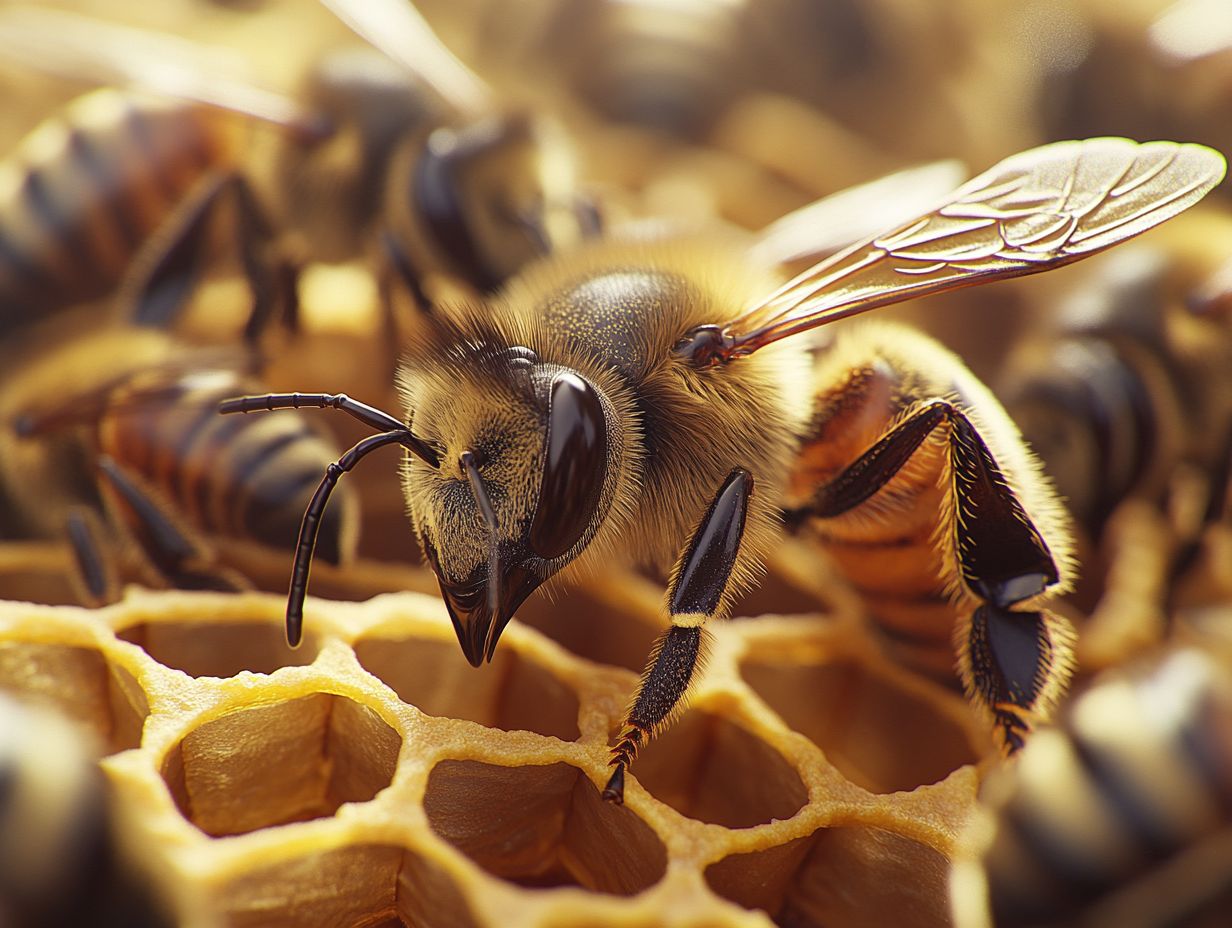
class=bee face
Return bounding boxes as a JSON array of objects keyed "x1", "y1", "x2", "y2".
[{"x1": 400, "y1": 342, "x2": 619, "y2": 665}]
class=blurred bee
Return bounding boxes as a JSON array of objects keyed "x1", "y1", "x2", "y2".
[
  {"x1": 0, "y1": 692, "x2": 173, "y2": 928},
  {"x1": 998, "y1": 211, "x2": 1232, "y2": 624},
  {"x1": 0, "y1": 0, "x2": 598, "y2": 331},
  {"x1": 0, "y1": 314, "x2": 357, "y2": 605},
  {"x1": 950, "y1": 647, "x2": 1232, "y2": 928},
  {"x1": 221, "y1": 138, "x2": 1225, "y2": 802}
]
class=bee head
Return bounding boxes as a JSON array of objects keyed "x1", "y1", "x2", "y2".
[
  {"x1": 401, "y1": 340, "x2": 618, "y2": 666},
  {"x1": 409, "y1": 111, "x2": 599, "y2": 291}
]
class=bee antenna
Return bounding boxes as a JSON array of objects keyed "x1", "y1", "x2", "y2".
[
  {"x1": 218, "y1": 392, "x2": 440, "y2": 468},
  {"x1": 460, "y1": 451, "x2": 502, "y2": 625}
]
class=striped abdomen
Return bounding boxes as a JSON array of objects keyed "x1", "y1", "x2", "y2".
[
  {"x1": 789, "y1": 324, "x2": 1071, "y2": 682},
  {"x1": 1000, "y1": 246, "x2": 1232, "y2": 537},
  {"x1": 971, "y1": 649, "x2": 1232, "y2": 928},
  {"x1": 1002, "y1": 333, "x2": 1186, "y2": 535},
  {"x1": 96, "y1": 368, "x2": 356, "y2": 564},
  {"x1": 0, "y1": 89, "x2": 238, "y2": 332}
]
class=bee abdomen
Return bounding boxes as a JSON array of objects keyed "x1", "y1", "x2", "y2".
[
  {"x1": 1004, "y1": 334, "x2": 1180, "y2": 533},
  {"x1": 977, "y1": 650, "x2": 1232, "y2": 927},
  {"x1": 0, "y1": 89, "x2": 234, "y2": 330},
  {"x1": 97, "y1": 372, "x2": 356, "y2": 564}
]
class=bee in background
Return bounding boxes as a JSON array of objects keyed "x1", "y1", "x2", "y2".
[
  {"x1": 221, "y1": 138, "x2": 1225, "y2": 804},
  {"x1": 950, "y1": 647, "x2": 1232, "y2": 928},
  {"x1": 0, "y1": 315, "x2": 358, "y2": 606},
  {"x1": 998, "y1": 212, "x2": 1232, "y2": 644},
  {"x1": 0, "y1": 692, "x2": 174, "y2": 928},
  {"x1": 0, "y1": 0, "x2": 599, "y2": 334}
]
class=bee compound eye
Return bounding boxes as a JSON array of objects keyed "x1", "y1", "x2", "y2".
[{"x1": 528, "y1": 373, "x2": 608, "y2": 560}]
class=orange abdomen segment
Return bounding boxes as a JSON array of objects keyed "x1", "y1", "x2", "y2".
[
  {"x1": 791, "y1": 353, "x2": 963, "y2": 682},
  {"x1": 97, "y1": 370, "x2": 357, "y2": 564},
  {"x1": 0, "y1": 89, "x2": 239, "y2": 330}
]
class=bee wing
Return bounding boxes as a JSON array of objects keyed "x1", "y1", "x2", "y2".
[
  {"x1": 1149, "y1": 0, "x2": 1232, "y2": 63},
  {"x1": 319, "y1": 0, "x2": 491, "y2": 115},
  {"x1": 0, "y1": 5, "x2": 328, "y2": 140},
  {"x1": 724, "y1": 138, "x2": 1227, "y2": 356},
  {"x1": 749, "y1": 159, "x2": 968, "y2": 269}
]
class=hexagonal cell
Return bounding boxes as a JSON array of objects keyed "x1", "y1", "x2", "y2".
[
  {"x1": 356, "y1": 636, "x2": 579, "y2": 740},
  {"x1": 116, "y1": 619, "x2": 320, "y2": 678},
  {"x1": 162, "y1": 693, "x2": 400, "y2": 837},
  {"x1": 742, "y1": 655, "x2": 978, "y2": 793},
  {"x1": 219, "y1": 843, "x2": 480, "y2": 928},
  {"x1": 515, "y1": 584, "x2": 661, "y2": 674},
  {"x1": 705, "y1": 825, "x2": 952, "y2": 927},
  {"x1": 424, "y1": 760, "x2": 667, "y2": 895},
  {"x1": 633, "y1": 709, "x2": 807, "y2": 828},
  {"x1": 0, "y1": 641, "x2": 147, "y2": 752},
  {"x1": 729, "y1": 565, "x2": 827, "y2": 618}
]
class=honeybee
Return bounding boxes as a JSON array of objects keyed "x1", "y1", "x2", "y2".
[
  {"x1": 998, "y1": 212, "x2": 1232, "y2": 638},
  {"x1": 0, "y1": 315, "x2": 357, "y2": 605},
  {"x1": 950, "y1": 647, "x2": 1232, "y2": 928},
  {"x1": 0, "y1": 692, "x2": 173, "y2": 928},
  {"x1": 222, "y1": 138, "x2": 1226, "y2": 802},
  {"x1": 0, "y1": 0, "x2": 598, "y2": 328}
]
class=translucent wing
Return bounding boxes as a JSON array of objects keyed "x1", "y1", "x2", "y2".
[
  {"x1": 749, "y1": 159, "x2": 968, "y2": 269},
  {"x1": 1150, "y1": 0, "x2": 1232, "y2": 63},
  {"x1": 0, "y1": 6, "x2": 327, "y2": 140},
  {"x1": 723, "y1": 138, "x2": 1227, "y2": 357},
  {"x1": 319, "y1": 0, "x2": 490, "y2": 115}
]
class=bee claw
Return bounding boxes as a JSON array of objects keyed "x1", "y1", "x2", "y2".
[{"x1": 601, "y1": 765, "x2": 625, "y2": 804}]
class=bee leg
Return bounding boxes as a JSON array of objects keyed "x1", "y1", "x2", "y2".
[
  {"x1": 95, "y1": 457, "x2": 248, "y2": 593},
  {"x1": 64, "y1": 508, "x2": 119, "y2": 606},
  {"x1": 1167, "y1": 422, "x2": 1232, "y2": 600},
  {"x1": 123, "y1": 171, "x2": 286, "y2": 345},
  {"x1": 965, "y1": 604, "x2": 1073, "y2": 755},
  {"x1": 380, "y1": 230, "x2": 432, "y2": 314},
  {"x1": 603, "y1": 468, "x2": 753, "y2": 804},
  {"x1": 789, "y1": 400, "x2": 1073, "y2": 754}
]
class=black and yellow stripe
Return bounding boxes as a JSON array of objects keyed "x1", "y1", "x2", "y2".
[
  {"x1": 96, "y1": 369, "x2": 356, "y2": 565},
  {"x1": 0, "y1": 89, "x2": 236, "y2": 331}
]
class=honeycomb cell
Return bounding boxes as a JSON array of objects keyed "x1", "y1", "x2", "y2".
[
  {"x1": 515, "y1": 583, "x2": 662, "y2": 673},
  {"x1": 634, "y1": 709, "x2": 808, "y2": 828},
  {"x1": 424, "y1": 760, "x2": 667, "y2": 895},
  {"x1": 220, "y1": 843, "x2": 403, "y2": 928},
  {"x1": 729, "y1": 565, "x2": 826, "y2": 618},
  {"x1": 355, "y1": 635, "x2": 580, "y2": 740},
  {"x1": 117, "y1": 619, "x2": 320, "y2": 678},
  {"x1": 0, "y1": 641, "x2": 148, "y2": 752},
  {"x1": 705, "y1": 825, "x2": 952, "y2": 928},
  {"x1": 742, "y1": 655, "x2": 978, "y2": 793},
  {"x1": 162, "y1": 693, "x2": 400, "y2": 837},
  {"x1": 218, "y1": 843, "x2": 480, "y2": 928}
]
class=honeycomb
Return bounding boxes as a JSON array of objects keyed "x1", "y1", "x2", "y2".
[{"x1": 0, "y1": 541, "x2": 990, "y2": 928}]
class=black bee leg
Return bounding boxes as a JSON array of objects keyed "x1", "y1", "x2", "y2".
[
  {"x1": 123, "y1": 171, "x2": 287, "y2": 345},
  {"x1": 603, "y1": 468, "x2": 753, "y2": 804},
  {"x1": 789, "y1": 400, "x2": 1073, "y2": 754},
  {"x1": 95, "y1": 457, "x2": 248, "y2": 594},
  {"x1": 1167, "y1": 422, "x2": 1232, "y2": 602},
  {"x1": 380, "y1": 230, "x2": 432, "y2": 314},
  {"x1": 965, "y1": 604, "x2": 1073, "y2": 755},
  {"x1": 64, "y1": 508, "x2": 119, "y2": 607}
]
